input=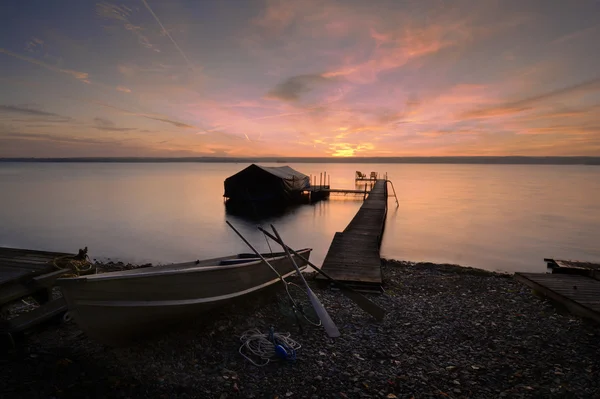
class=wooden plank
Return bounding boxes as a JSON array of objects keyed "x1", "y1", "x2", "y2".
[
  {"x1": 545, "y1": 258, "x2": 600, "y2": 271},
  {"x1": 0, "y1": 268, "x2": 70, "y2": 305},
  {"x1": 320, "y1": 180, "x2": 388, "y2": 286},
  {"x1": 0, "y1": 246, "x2": 75, "y2": 287},
  {"x1": 0, "y1": 247, "x2": 73, "y2": 257},
  {"x1": 514, "y1": 272, "x2": 600, "y2": 323},
  {"x1": 0, "y1": 297, "x2": 67, "y2": 333}
]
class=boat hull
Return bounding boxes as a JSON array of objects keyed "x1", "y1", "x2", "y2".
[{"x1": 57, "y1": 249, "x2": 311, "y2": 344}]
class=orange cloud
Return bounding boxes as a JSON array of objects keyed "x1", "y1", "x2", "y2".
[{"x1": 0, "y1": 48, "x2": 89, "y2": 82}]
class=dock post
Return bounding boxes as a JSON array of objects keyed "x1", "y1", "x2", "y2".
[
  {"x1": 324, "y1": 171, "x2": 327, "y2": 188},
  {"x1": 320, "y1": 172, "x2": 323, "y2": 188}
]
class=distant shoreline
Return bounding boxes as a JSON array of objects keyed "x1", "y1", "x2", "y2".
[{"x1": 1, "y1": 156, "x2": 600, "y2": 165}]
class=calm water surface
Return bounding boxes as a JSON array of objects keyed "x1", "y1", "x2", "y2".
[{"x1": 1, "y1": 162, "x2": 599, "y2": 273}]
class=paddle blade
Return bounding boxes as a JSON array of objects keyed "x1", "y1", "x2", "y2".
[{"x1": 306, "y1": 288, "x2": 340, "y2": 338}]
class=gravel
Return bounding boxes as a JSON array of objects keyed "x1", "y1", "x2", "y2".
[{"x1": 2, "y1": 259, "x2": 599, "y2": 398}]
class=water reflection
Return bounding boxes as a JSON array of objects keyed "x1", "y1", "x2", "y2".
[
  {"x1": 1, "y1": 162, "x2": 599, "y2": 273},
  {"x1": 224, "y1": 199, "x2": 306, "y2": 221}
]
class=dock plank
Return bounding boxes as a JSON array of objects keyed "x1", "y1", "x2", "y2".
[
  {"x1": 515, "y1": 272, "x2": 600, "y2": 323},
  {"x1": 0, "y1": 247, "x2": 74, "y2": 287},
  {"x1": 319, "y1": 180, "x2": 388, "y2": 287}
]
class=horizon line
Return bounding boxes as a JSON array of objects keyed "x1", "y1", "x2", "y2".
[{"x1": 1, "y1": 155, "x2": 600, "y2": 165}]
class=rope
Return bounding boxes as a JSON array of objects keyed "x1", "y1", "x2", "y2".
[
  {"x1": 240, "y1": 188, "x2": 320, "y2": 329},
  {"x1": 238, "y1": 327, "x2": 301, "y2": 367},
  {"x1": 53, "y1": 247, "x2": 94, "y2": 278},
  {"x1": 284, "y1": 282, "x2": 322, "y2": 327}
]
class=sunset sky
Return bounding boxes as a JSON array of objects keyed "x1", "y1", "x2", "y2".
[{"x1": 1, "y1": 0, "x2": 599, "y2": 157}]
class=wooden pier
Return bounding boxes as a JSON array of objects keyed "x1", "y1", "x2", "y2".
[
  {"x1": 545, "y1": 258, "x2": 600, "y2": 280},
  {"x1": 515, "y1": 258, "x2": 600, "y2": 323},
  {"x1": 317, "y1": 179, "x2": 388, "y2": 291},
  {"x1": 0, "y1": 247, "x2": 79, "y2": 345},
  {"x1": 515, "y1": 272, "x2": 600, "y2": 323}
]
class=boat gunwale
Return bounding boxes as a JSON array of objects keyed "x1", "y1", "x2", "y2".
[{"x1": 56, "y1": 248, "x2": 312, "y2": 284}]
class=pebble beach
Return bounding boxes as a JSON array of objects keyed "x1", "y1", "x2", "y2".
[{"x1": 2, "y1": 260, "x2": 599, "y2": 399}]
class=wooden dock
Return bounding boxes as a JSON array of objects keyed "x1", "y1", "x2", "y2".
[
  {"x1": 317, "y1": 179, "x2": 388, "y2": 290},
  {"x1": 544, "y1": 258, "x2": 600, "y2": 280},
  {"x1": 0, "y1": 247, "x2": 78, "y2": 344},
  {"x1": 515, "y1": 272, "x2": 600, "y2": 323}
]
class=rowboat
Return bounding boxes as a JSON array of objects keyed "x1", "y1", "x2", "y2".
[{"x1": 56, "y1": 248, "x2": 312, "y2": 344}]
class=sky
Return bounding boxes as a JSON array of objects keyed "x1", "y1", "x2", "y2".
[{"x1": 0, "y1": 0, "x2": 599, "y2": 158}]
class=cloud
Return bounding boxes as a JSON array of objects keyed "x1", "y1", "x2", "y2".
[
  {"x1": 144, "y1": 115, "x2": 194, "y2": 128},
  {"x1": 93, "y1": 117, "x2": 136, "y2": 132},
  {"x1": 266, "y1": 74, "x2": 341, "y2": 102},
  {"x1": 329, "y1": 142, "x2": 375, "y2": 157},
  {"x1": 90, "y1": 101, "x2": 196, "y2": 129},
  {"x1": 117, "y1": 62, "x2": 173, "y2": 77},
  {"x1": 25, "y1": 37, "x2": 44, "y2": 52},
  {"x1": 0, "y1": 48, "x2": 90, "y2": 82},
  {"x1": 96, "y1": 2, "x2": 159, "y2": 52},
  {"x1": 0, "y1": 105, "x2": 71, "y2": 122},
  {"x1": 460, "y1": 77, "x2": 600, "y2": 119},
  {"x1": 116, "y1": 86, "x2": 132, "y2": 93},
  {"x1": 0, "y1": 131, "x2": 121, "y2": 145},
  {"x1": 552, "y1": 25, "x2": 599, "y2": 45},
  {"x1": 324, "y1": 20, "x2": 472, "y2": 84}
]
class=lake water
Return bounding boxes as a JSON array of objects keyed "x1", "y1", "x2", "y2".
[{"x1": 1, "y1": 162, "x2": 599, "y2": 273}]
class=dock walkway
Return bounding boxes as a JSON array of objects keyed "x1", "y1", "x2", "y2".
[
  {"x1": 318, "y1": 180, "x2": 388, "y2": 289},
  {"x1": 515, "y1": 272, "x2": 600, "y2": 323}
]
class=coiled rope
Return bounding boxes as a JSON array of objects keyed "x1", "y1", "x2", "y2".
[
  {"x1": 239, "y1": 327, "x2": 302, "y2": 367},
  {"x1": 53, "y1": 247, "x2": 94, "y2": 278}
]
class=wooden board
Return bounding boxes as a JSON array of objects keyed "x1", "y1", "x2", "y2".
[
  {"x1": 514, "y1": 272, "x2": 600, "y2": 323},
  {"x1": 319, "y1": 232, "x2": 382, "y2": 284},
  {"x1": 0, "y1": 247, "x2": 74, "y2": 287},
  {"x1": 319, "y1": 180, "x2": 388, "y2": 286},
  {"x1": 1, "y1": 297, "x2": 67, "y2": 333}
]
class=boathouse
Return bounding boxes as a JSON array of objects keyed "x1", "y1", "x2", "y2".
[{"x1": 223, "y1": 164, "x2": 310, "y2": 204}]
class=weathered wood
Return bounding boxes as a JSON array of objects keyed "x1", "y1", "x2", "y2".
[
  {"x1": 0, "y1": 268, "x2": 71, "y2": 306},
  {"x1": 514, "y1": 272, "x2": 600, "y2": 323},
  {"x1": 545, "y1": 258, "x2": 600, "y2": 280},
  {"x1": 0, "y1": 247, "x2": 76, "y2": 338},
  {"x1": 319, "y1": 180, "x2": 388, "y2": 286},
  {"x1": 0, "y1": 297, "x2": 67, "y2": 333},
  {"x1": 0, "y1": 246, "x2": 74, "y2": 287}
]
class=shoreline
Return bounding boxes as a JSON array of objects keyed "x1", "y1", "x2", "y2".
[{"x1": 2, "y1": 259, "x2": 599, "y2": 398}]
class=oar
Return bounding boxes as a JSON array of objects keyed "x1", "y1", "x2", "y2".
[
  {"x1": 225, "y1": 221, "x2": 304, "y2": 334},
  {"x1": 270, "y1": 225, "x2": 340, "y2": 338},
  {"x1": 257, "y1": 226, "x2": 385, "y2": 321}
]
